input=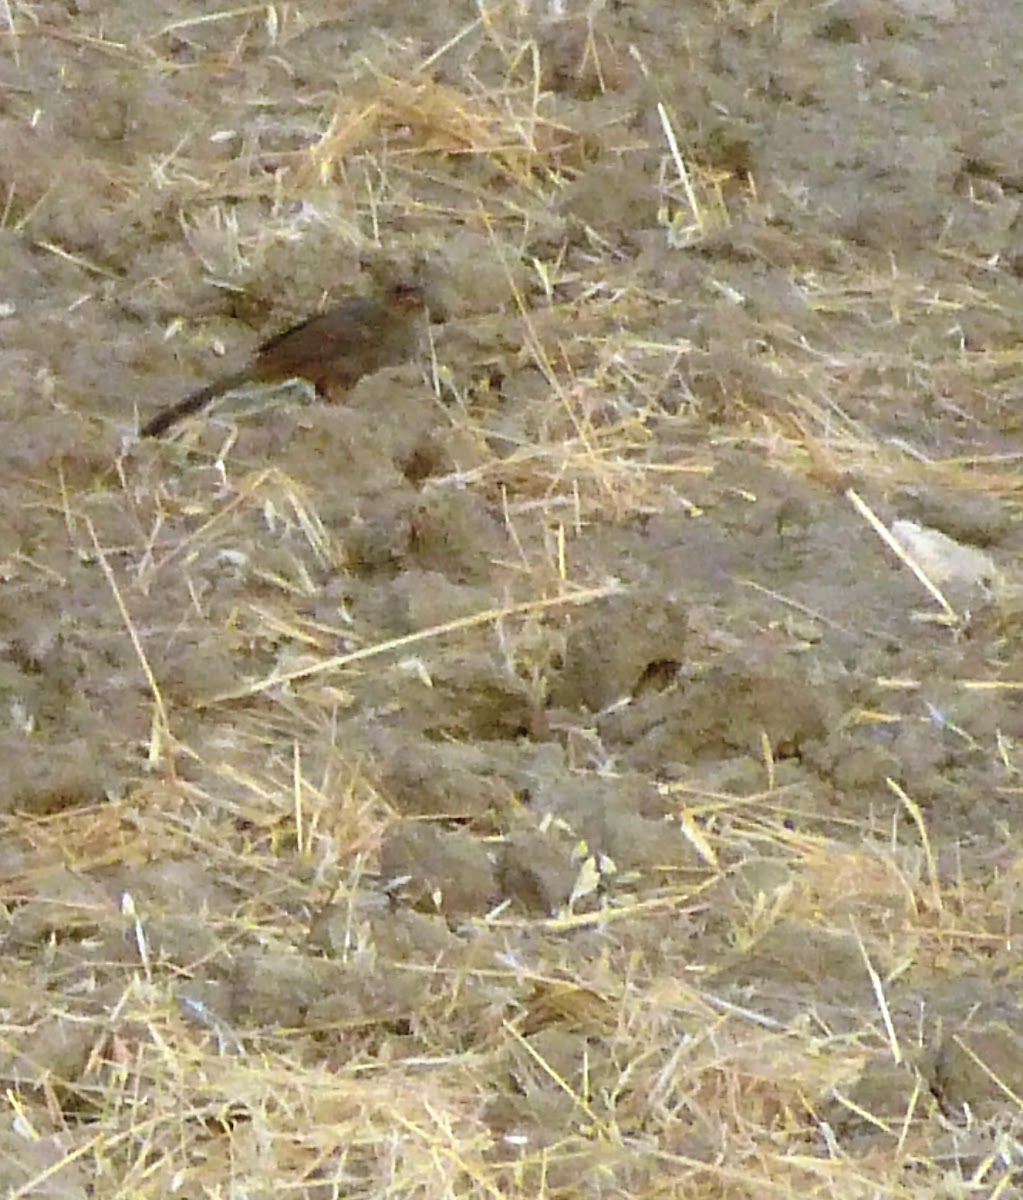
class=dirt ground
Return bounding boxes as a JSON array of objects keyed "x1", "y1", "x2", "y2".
[{"x1": 2, "y1": 0, "x2": 1023, "y2": 1196}]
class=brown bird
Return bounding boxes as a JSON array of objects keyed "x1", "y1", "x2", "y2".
[{"x1": 140, "y1": 279, "x2": 429, "y2": 438}]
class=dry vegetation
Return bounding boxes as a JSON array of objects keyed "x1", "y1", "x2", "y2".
[{"x1": 2, "y1": 1, "x2": 1023, "y2": 1198}]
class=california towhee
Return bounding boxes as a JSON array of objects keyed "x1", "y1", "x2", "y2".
[{"x1": 140, "y1": 279, "x2": 428, "y2": 437}]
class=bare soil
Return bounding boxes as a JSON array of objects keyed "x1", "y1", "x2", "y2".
[{"x1": 2, "y1": 0, "x2": 1023, "y2": 1196}]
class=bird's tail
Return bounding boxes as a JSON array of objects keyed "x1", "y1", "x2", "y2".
[{"x1": 140, "y1": 373, "x2": 246, "y2": 438}]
